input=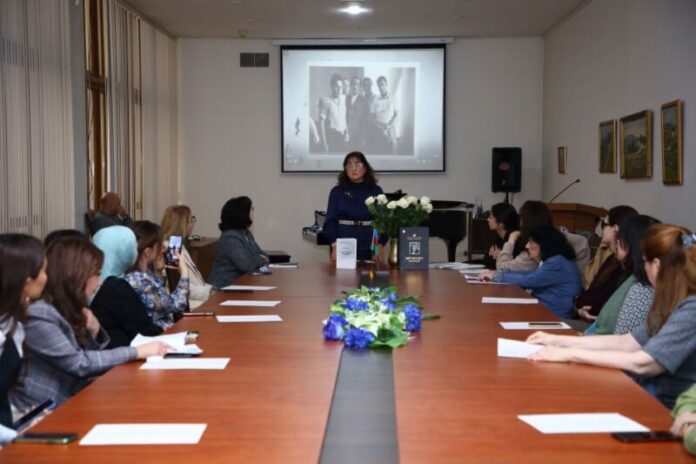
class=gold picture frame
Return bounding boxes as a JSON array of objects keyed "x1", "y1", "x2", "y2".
[
  {"x1": 661, "y1": 99, "x2": 683, "y2": 185},
  {"x1": 557, "y1": 146, "x2": 566, "y2": 174},
  {"x1": 598, "y1": 119, "x2": 616, "y2": 173},
  {"x1": 619, "y1": 110, "x2": 652, "y2": 179}
]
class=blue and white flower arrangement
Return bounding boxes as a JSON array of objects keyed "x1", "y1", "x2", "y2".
[{"x1": 323, "y1": 286, "x2": 435, "y2": 349}]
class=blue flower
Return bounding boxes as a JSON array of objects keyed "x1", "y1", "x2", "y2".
[
  {"x1": 386, "y1": 290, "x2": 398, "y2": 301},
  {"x1": 323, "y1": 313, "x2": 348, "y2": 340},
  {"x1": 380, "y1": 298, "x2": 396, "y2": 311},
  {"x1": 344, "y1": 296, "x2": 369, "y2": 311},
  {"x1": 403, "y1": 304, "x2": 422, "y2": 332},
  {"x1": 344, "y1": 327, "x2": 375, "y2": 348}
]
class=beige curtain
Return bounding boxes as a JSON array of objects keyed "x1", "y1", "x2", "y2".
[{"x1": 0, "y1": 0, "x2": 75, "y2": 236}]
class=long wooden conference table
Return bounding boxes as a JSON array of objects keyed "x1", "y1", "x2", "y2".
[{"x1": 1, "y1": 263, "x2": 691, "y2": 463}]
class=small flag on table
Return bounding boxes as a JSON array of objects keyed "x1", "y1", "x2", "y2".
[{"x1": 370, "y1": 229, "x2": 380, "y2": 256}]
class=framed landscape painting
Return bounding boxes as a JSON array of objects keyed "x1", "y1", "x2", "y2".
[
  {"x1": 620, "y1": 110, "x2": 652, "y2": 179},
  {"x1": 598, "y1": 119, "x2": 616, "y2": 173},
  {"x1": 557, "y1": 146, "x2": 566, "y2": 174},
  {"x1": 661, "y1": 99, "x2": 683, "y2": 185}
]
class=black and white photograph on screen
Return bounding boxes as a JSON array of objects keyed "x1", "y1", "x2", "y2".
[
  {"x1": 282, "y1": 46, "x2": 444, "y2": 172},
  {"x1": 308, "y1": 66, "x2": 415, "y2": 156}
]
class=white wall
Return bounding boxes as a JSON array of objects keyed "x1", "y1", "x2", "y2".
[
  {"x1": 543, "y1": 0, "x2": 696, "y2": 226},
  {"x1": 178, "y1": 38, "x2": 544, "y2": 264}
]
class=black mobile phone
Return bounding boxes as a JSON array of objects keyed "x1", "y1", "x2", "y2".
[
  {"x1": 13, "y1": 432, "x2": 78, "y2": 444},
  {"x1": 611, "y1": 431, "x2": 682, "y2": 443},
  {"x1": 165, "y1": 235, "x2": 182, "y2": 266},
  {"x1": 164, "y1": 352, "x2": 198, "y2": 358},
  {"x1": 12, "y1": 399, "x2": 55, "y2": 433}
]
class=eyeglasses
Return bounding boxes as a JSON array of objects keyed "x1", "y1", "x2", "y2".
[{"x1": 346, "y1": 162, "x2": 364, "y2": 168}]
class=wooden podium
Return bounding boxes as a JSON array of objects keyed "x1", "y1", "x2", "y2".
[{"x1": 547, "y1": 203, "x2": 607, "y2": 233}]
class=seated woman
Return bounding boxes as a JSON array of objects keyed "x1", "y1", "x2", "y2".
[
  {"x1": 90, "y1": 226, "x2": 163, "y2": 348},
  {"x1": 10, "y1": 238, "x2": 169, "y2": 412},
  {"x1": 589, "y1": 215, "x2": 660, "y2": 335},
  {"x1": 527, "y1": 224, "x2": 696, "y2": 408},
  {"x1": 482, "y1": 225, "x2": 582, "y2": 319},
  {"x1": 126, "y1": 221, "x2": 190, "y2": 329},
  {"x1": 161, "y1": 205, "x2": 213, "y2": 309},
  {"x1": 208, "y1": 196, "x2": 268, "y2": 288},
  {"x1": 576, "y1": 205, "x2": 638, "y2": 321},
  {"x1": 0, "y1": 234, "x2": 46, "y2": 443},
  {"x1": 672, "y1": 383, "x2": 696, "y2": 456},
  {"x1": 497, "y1": 200, "x2": 589, "y2": 273},
  {"x1": 482, "y1": 203, "x2": 519, "y2": 269}
]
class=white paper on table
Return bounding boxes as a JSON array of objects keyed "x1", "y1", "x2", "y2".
[
  {"x1": 430, "y1": 262, "x2": 485, "y2": 270},
  {"x1": 482, "y1": 297, "x2": 539, "y2": 304},
  {"x1": 220, "y1": 300, "x2": 281, "y2": 307},
  {"x1": 518, "y1": 413, "x2": 649, "y2": 434},
  {"x1": 80, "y1": 423, "x2": 207, "y2": 445},
  {"x1": 497, "y1": 338, "x2": 544, "y2": 358},
  {"x1": 130, "y1": 332, "x2": 202, "y2": 355},
  {"x1": 220, "y1": 285, "x2": 277, "y2": 291},
  {"x1": 499, "y1": 322, "x2": 571, "y2": 330},
  {"x1": 140, "y1": 358, "x2": 230, "y2": 370},
  {"x1": 336, "y1": 238, "x2": 357, "y2": 269},
  {"x1": 459, "y1": 268, "x2": 486, "y2": 275},
  {"x1": 465, "y1": 275, "x2": 509, "y2": 285},
  {"x1": 216, "y1": 315, "x2": 282, "y2": 323},
  {"x1": 269, "y1": 263, "x2": 298, "y2": 268}
]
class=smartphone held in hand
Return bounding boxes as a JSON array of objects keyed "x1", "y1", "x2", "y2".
[{"x1": 165, "y1": 236, "x2": 182, "y2": 266}]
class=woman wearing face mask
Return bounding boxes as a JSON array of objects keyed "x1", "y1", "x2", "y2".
[
  {"x1": 10, "y1": 238, "x2": 170, "y2": 412},
  {"x1": 90, "y1": 226, "x2": 163, "y2": 348},
  {"x1": 126, "y1": 221, "x2": 190, "y2": 329},
  {"x1": 0, "y1": 234, "x2": 46, "y2": 443},
  {"x1": 527, "y1": 224, "x2": 696, "y2": 408}
]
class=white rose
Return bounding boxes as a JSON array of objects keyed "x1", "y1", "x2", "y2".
[
  {"x1": 397, "y1": 198, "x2": 409, "y2": 209},
  {"x1": 387, "y1": 201, "x2": 397, "y2": 209},
  {"x1": 424, "y1": 203, "x2": 433, "y2": 213},
  {"x1": 377, "y1": 194, "x2": 388, "y2": 204},
  {"x1": 406, "y1": 195, "x2": 418, "y2": 205},
  {"x1": 365, "y1": 196, "x2": 375, "y2": 206},
  {"x1": 420, "y1": 196, "x2": 431, "y2": 206}
]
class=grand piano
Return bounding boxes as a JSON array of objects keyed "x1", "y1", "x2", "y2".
[{"x1": 302, "y1": 196, "x2": 474, "y2": 262}]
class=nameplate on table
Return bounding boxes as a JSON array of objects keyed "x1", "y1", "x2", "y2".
[
  {"x1": 80, "y1": 423, "x2": 207, "y2": 445},
  {"x1": 482, "y1": 297, "x2": 539, "y2": 304},
  {"x1": 220, "y1": 300, "x2": 281, "y2": 307},
  {"x1": 141, "y1": 358, "x2": 230, "y2": 370},
  {"x1": 216, "y1": 315, "x2": 282, "y2": 323},
  {"x1": 518, "y1": 413, "x2": 649, "y2": 434},
  {"x1": 336, "y1": 238, "x2": 357, "y2": 269},
  {"x1": 497, "y1": 338, "x2": 543, "y2": 358},
  {"x1": 399, "y1": 227, "x2": 429, "y2": 270},
  {"x1": 499, "y1": 322, "x2": 571, "y2": 330}
]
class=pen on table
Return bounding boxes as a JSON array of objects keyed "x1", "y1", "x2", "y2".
[
  {"x1": 182, "y1": 311, "x2": 215, "y2": 317},
  {"x1": 221, "y1": 289, "x2": 253, "y2": 293}
]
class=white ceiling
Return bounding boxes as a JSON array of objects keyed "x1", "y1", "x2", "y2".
[{"x1": 125, "y1": 0, "x2": 590, "y2": 39}]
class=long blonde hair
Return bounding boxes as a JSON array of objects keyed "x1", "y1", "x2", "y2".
[{"x1": 161, "y1": 205, "x2": 191, "y2": 240}]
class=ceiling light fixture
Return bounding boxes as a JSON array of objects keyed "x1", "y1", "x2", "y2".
[{"x1": 340, "y1": 1, "x2": 370, "y2": 16}]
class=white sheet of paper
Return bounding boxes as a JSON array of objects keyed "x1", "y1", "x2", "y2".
[
  {"x1": 216, "y1": 315, "x2": 282, "y2": 323},
  {"x1": 482, "y1": 297, "x2": 539, "y2": 304},
  {"x1": 220, "y1": 285, "x2": 277, "y2": 291},
  {"x1": 80, "y1": 423, "x2": 207, "y2": 445},
  {"x1": 430, "y1": 262, "x2": 485, "y2": 270},
  {"x1": 336, "y1": 238, "x2": 357, "y2": 269},
  {"x1": 518, "y1": 413, "x2": 649, "y2": 434},
  {"x1": 497, "y1": 338, "x2": 544, "y2": 358},
  {"x1": 131, "y1": 331, "x2": 187, "y2": 348},
  {"x1": 499, "y1": 322, "x2": 571, "y2": 330},
  {"x1": 465, "y1": 276, "x2": 509, "y2": 285},
  {"x1": 220, "y1": 300, "x2": 281, "y2": 307},
  {"x1": 140, "y1": 358, "x2": 229, "y2": 370}
]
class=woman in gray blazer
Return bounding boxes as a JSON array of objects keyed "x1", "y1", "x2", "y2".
[{"x1": 10, "y1": 238, "x2": 170, "y2": 413}]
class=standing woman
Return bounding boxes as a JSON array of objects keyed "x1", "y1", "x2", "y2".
[
  {"x1": 0, "y1": 234, "x2": 46, "y2": 442},
  {"x1": 527, "y1": 224, "x2": 696, "y2": 408},
  {"x1": 324, "y1": 151, "x2": 387, "y2": 261},
  {"x1": 10, "y1": 238, "x2": 169, "y2": 412},
  {"x1": 161, "y1": 205, "x2": 214, "y2": 308},
  {"x1": 207, "y1": 196, "x2": 269, "y2": 288},
  {"x1": 126, "y1": 221, "x2": 190, "y2": 329}
]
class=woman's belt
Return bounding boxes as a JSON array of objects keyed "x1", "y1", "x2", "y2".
[{"x1": 338, "y1": 219, "x2": 373, "y2": 226}]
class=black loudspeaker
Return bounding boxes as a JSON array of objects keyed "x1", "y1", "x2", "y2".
[{"x1": 491, "y1": 147, "x2": 522, "y2": 193}]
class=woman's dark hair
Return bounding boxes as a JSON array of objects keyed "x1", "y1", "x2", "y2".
[
  {"x1": 44, "y1": 238, "x2": 103, "y2": 347},
  {"x1": 616, "y1": 214, "x2": 661, "y2": 285},
  {"x1": 337, "y1": 152, "x2": 377, "y2": 188},
  {"x1": 528, "y1": 225, "x2": 576, "y2": 261},
  {"x1": 0, "y1": 234, "x2": 45, "y2": 327},
  {"x1": 219, "y1": 196, "x2": 253, "y2": 231},
  {"x1": 516, "y1": 201, "x2": 554, "y2": 257},
  {"x1": 608, "y1": 205, "x2": 638, "y2": 227},
  {"x1": 490, "y1": 203, "x2": 519, "y2": 237},
  {"x1": 131, "y1": 220, "x2": 164, "y2": 271},
  {"x1": 44, "y1": 229, "x2": 87, "y2": 248}
]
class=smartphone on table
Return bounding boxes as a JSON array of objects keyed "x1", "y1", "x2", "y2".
[
  {"x1": 611, "y1": 431, "x2": 682, "y2": 443},
  {"x1": 165, "y1": 235, "x2": 182, "y2": 266},
  {"x1": 13, "y1": 432, "x2": 78, "y2": 444}
]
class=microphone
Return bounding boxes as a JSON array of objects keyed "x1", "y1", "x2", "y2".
[{"x1": 548, "y1": 179, "x2": 580, "y2": 203}]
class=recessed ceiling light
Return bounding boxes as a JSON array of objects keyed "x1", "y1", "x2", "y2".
[{"x1": 340, "y1": 2, "x2": 371, "y2": 15}]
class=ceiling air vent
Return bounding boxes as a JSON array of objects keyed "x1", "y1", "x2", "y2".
[{"x1": 240, "y1": 52, "x2": 269, "y2": 68}]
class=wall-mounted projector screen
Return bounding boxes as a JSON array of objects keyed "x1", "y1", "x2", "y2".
[{"x1": 281, "y1": 44, "x2": 445, "y2": 173}]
